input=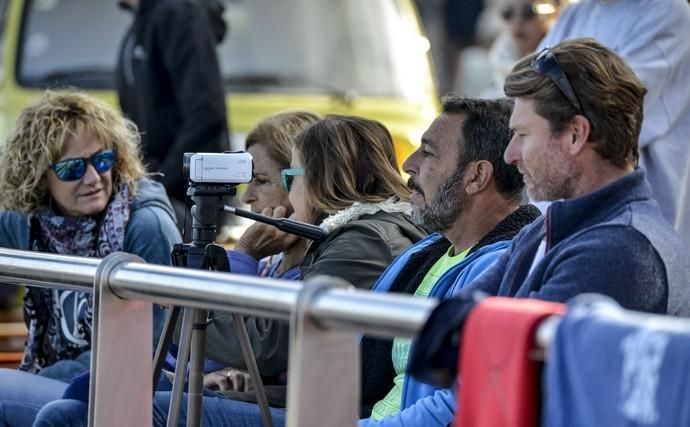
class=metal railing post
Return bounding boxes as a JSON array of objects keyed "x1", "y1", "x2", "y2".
[
  {"x1": 286, "y1": 276, "x2": 360, "y2": 427},
  {"x1": 89, "y1": 252, "x2": 152, "y2": 427}
]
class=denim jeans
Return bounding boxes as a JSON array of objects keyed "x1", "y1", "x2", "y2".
[
  {"x1": 153, "y1": 392, "x2": 286, "y2": 427},
  {"x1": 32, "y1": 400, "x2": 87, "y2": 427},
  {"x1": 32, "y1": 376, "x2": 179, "y2": 427},
  {"x1": 34, "y1": 391, "x2": 287, "y2": 427},
  {"x1": 32, "y1": 374, "x2": 278, "y2": 427},
  {"x1": 37, "y1": 352, "x2": 90, "y2": 383},
  {"x1": 0, "y1": 369, "x2": 67, "y2": 427}
]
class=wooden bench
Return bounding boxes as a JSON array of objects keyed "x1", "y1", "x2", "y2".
[{"x1": 0, "y1": 321, "x2": 27, "y2": 369}]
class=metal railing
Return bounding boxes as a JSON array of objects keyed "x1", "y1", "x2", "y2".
[{"x1": 0, "y1": 248, "x2": 437, "y2": 427}]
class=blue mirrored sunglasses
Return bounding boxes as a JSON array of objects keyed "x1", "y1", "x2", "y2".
[
  {"x1": 280, "y1": 168, "x2": 304, "y2": 192},
  {"x1": 51, "y1": 149, "x2": 116, "y2": 181}
]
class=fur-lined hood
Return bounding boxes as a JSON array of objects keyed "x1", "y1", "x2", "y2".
[{"x1": 318, "y1": 197, "x2": 414, "y2": 234}]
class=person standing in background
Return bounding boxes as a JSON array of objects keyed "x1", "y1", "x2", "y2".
[
  {"x1": 482, "y1": 0, "x2": 562, "y2": 98},
  {"x1": 116, "y1": 0, "x2": 229, "y2": 230},
  {"x1": 539, "y1": 0, "x2": 690, "y2": 239}
]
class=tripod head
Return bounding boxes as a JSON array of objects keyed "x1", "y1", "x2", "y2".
[
  {"x1": 171, "y1": 183, "x2": 236, "y2": 271},
  {"x1": 181, "y1": 150, "x2": 252, "y2": 249},
  {"x1": 188, "y1": 183, "x2": 236, "y2": 247}
]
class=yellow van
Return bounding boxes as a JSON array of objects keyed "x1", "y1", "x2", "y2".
[{"x1": 0, "y1": 0, "x2": 439, "y2": 166}]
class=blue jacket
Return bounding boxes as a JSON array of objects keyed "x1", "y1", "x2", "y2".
[
  {"x1": 0, "y1": 178, "x2": 180, "y2": 264},
  {"x1": 466, "y1": 169, "x2": 690, "y2": 316},
  {"x1": 360, "y1": 205, "x2": 541, "y2": 426},
  {"x1": 0, "y1": 178, "x2": 180, "y2": 380}
]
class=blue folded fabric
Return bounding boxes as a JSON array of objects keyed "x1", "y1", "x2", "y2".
[
  {"x1": 62, "y1": 370, "x2": 90, "y2": 403},
  {"x1": 544, "y1": 295, "x2": 690, "y2": 427}
]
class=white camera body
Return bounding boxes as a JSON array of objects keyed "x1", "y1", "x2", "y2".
[{"x1": 185, "y1": 152, "x2": 253, "y2": 184}]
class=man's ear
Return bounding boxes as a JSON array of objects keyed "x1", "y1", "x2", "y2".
[
  {"x1": 567, "y1": 115, "x2": 591, "y2": 156},
  {"x1": 464, "y1": 160, "x2": 493, "y2": 196}
]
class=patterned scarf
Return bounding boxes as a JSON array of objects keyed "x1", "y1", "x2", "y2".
[{"x1": 20, "y1": 182, "x2": 133, "y2": 373}]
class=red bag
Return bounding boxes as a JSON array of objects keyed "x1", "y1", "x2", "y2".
[{"x1": 456, "y1": 297, "x2": 565, "y2": 427}]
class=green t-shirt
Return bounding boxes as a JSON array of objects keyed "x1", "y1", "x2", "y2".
[{"x1": 370, "y1": 245, "x2": 471, "y2": 420}]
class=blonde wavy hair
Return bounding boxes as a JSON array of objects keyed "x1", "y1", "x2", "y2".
[
  {"x1": 245, "y1": 110, "x2": 321, "y2": 170},
  {"x1": 0, "y1": 90, "x2": 147, "y2": 214}
]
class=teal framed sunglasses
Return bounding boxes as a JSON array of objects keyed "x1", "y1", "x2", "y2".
[
  {"x1": 51, "y1": 149, "x2": 116, "y2": 182},
  {"x1": 281, "y1": 168, "x2": 304, "y2": 192}
]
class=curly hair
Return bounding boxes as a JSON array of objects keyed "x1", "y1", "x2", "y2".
[{"x1": 0, "y1": 90, "x2": 148, "y2": 213}]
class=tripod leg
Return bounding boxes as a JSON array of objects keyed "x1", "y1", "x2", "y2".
[
  {"x1": 167, "y1": 307, "x2": 196, "y2": 427},
  {"x1": 153, "y1": 305, "x2": 181, "y2": 393},
  {"x1": 185, "y1": 310, "x2": 209, "y2": 427},
  {"x1": 233, "y1": 314, "x2": 275, "y2": 427}
]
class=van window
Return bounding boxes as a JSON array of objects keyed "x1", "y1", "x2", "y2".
[
  {"x1": 219, "y1": 0, "x2": 432, "y2": 100},
  {"x1": 17, "y1": 0, "x2": 432, "y2": 100},
  {"x1": 18, "y1": 0, "x2": 130, "y2": 88}
]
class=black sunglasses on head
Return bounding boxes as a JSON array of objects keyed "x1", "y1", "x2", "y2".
[
  {"x1": 51, "y1": 149, "x2": 116, "y2": 181},
  {"x1": 531, "y1": 47, "x2": 590, "y2": 121},
  {"x1": 501, "y1": 4, "x2": 538, "y2": 21}
]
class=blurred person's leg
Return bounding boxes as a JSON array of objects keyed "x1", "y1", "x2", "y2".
[
  {"x1": 0, "y1": 369, "x2": 67, "y2": 427},
  {"x1": 32, "y1": 399, "x2": 86, "y2": 427},
  {"x1": 153, "y1": 391, "x2": 286, "y2": 427},
  {"x1": 32, "y1": 369, "x2": 206, "y2": 427},
  {"x1": 37, "y1": 352, "x2": 90, "y2": 383}
]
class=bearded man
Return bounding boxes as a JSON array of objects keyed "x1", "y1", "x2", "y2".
[{"x1": 359, "y1": 95, "x2": 540, "y2": 427}]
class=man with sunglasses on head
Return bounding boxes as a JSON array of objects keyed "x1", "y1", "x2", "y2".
[
  {"x1": 538, "y1": 0, "x2": 690, "y2": 241},
  {"x1": 462, "y1": 38, "x2": 690, "y2": 317}
]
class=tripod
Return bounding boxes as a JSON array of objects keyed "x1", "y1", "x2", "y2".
[{"x1": 152, "y1": 184, "x2": 274, "y2": 427}]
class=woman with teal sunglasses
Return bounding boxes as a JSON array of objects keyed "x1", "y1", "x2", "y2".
[
  {"x1": 149, "y1": 115, "x2": 428, "y2": 427},
  {"x1": 0, "y1": 90, "x2": 181, "y2": 427}
]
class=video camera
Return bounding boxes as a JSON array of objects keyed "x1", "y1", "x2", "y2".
[
  {"x1": 181, "y1": 151, "x2": 253, "y2": 245},
  {"x1": 183, "y1": 151, "x2": 253, "y2": 185},
  {"x1": 181, "y1": 150, "x2": 327, "y2": 244}
]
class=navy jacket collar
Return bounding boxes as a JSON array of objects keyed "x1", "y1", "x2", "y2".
[
  {"x1": 546, "y1": 168, "x2": 653, "y2": 248},
  {"x1": 137, "y1": 0, "x2": 156, "y2": 15}
]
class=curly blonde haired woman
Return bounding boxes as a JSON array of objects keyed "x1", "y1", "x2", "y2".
[{"x1": 0, "y1": 91, "x2": 180, "y2": 426}]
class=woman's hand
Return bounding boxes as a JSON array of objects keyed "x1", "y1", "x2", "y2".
[
  {"x1": 234, "y1": 206, "x2": 300, "y2": 260},
  {"x1": 203, "y1": 367, "x2": 253, "y2": 392}
]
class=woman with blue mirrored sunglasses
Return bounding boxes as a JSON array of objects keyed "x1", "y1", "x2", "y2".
[
  {"x1": 51, "y1": 149, "x2": 116, "y2": 181},
  {"x1": 0, "y1": 91, "x2": 182, "y2": 427}
]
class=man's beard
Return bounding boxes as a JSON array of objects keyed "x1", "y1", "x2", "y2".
[{"x1": 411, "y1": 168, "x2": 467, "y2": 232}]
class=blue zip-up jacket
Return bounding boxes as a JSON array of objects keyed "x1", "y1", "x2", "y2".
[
  {"x1": 465, "y1": 169, "x2": 690, "y2": 317},
  {"x1": 360, "y1": 205, "x2": 541, "y2": 426},
  {"x1": 0, "y1": 178, "x2": 180, "y2": 376},
  {"x1": 0, "y1": 178, "x2": 180, "y2": 264}
]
